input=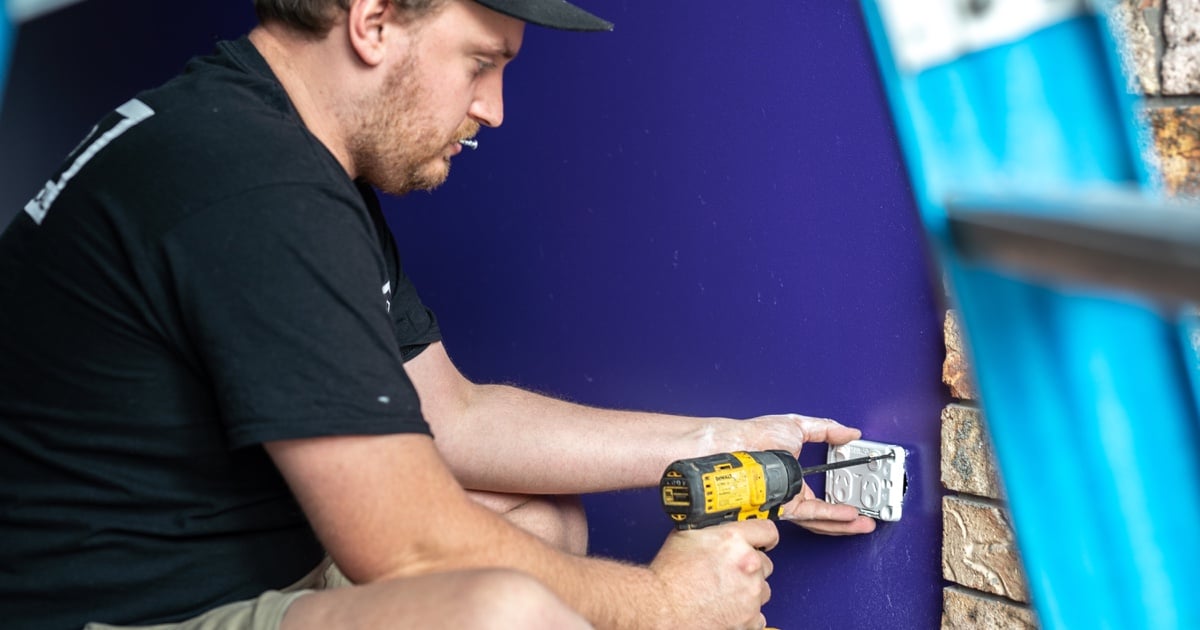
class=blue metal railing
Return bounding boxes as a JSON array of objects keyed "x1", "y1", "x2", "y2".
[
  {"x1": 1, "y1": 4, "x2": 12, "y2": 106},
  {"x1": 860, "y1": 2, "x2": 1200, "y2": 628}
]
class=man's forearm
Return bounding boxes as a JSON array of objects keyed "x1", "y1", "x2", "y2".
[
  {"x1": 404, "y1": 342, "x2": 743, "y2": 493},
  {"x1": 431, "y1": 381, "x2": 734, "y2": 493},
  {"x1": 403, "y1": 342, "x2": 844, "y2": 497}
]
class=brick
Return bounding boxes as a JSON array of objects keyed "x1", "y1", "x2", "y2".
[
  {"x1": 1164, "y1": 0, "x2": 1200, "y2": 94},
  {"x1": 943, "y1": 310, "x2": 978, "y2": 400},
  {"x1": 1107, "y1": 0, "x2": 1162, "y2": 94},
  {"x1": 1147, "y1": 106, "x2": 1200, "y2": 196},
  {"x1": 942, "y1": 586, "x2": 1038, "y2": 630},
  {"x1": 941, "y1": 405, "x2": 1003, "y2": 499},
  {"x1": 943, "y1": 496, "x2": 1029, "y2": 602}
]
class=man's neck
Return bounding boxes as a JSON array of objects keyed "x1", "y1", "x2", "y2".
[{"x1": 248, "y1": 24, "x2": 358, "y2": 178}]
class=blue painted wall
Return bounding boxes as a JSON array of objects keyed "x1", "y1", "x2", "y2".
[{"x1": 1, "y1": 2, "x2": 949, "y2": 627}]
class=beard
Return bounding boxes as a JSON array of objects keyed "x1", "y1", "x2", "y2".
[{"x1": 347, "y1": 55, "x2": 478, "y2": 196}]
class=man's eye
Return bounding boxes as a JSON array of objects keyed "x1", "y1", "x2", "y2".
[{"x1": 473, "y1": 59, "x2": 496, "y2": 77}]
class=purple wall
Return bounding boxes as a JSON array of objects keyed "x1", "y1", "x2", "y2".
[
  {"x1": 2, "y1": 2, "x2": 949, "y2": 627},
  {"x1": 386, "y1": 4, "x2": 949, "y2": 628}
]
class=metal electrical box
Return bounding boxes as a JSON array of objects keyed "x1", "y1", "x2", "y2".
[{"x1": 825, "y1": 439, "x2": 907, "y2": 522}]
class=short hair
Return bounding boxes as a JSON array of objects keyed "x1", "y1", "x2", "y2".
[{"x1": 253, "y1": 0, "x2": 448, "y2": 37}]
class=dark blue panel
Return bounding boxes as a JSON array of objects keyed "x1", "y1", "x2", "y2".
[
  {"x1": 0, "y1": 0, "x2": 255, "y2": 226},
  {"x1": 384, "y1": 3, "x2": 948, "y2": 628}
]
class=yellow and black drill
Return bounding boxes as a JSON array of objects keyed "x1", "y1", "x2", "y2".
[{"x1": 659, "y1": 449, "x2": 893, "y2": 529}]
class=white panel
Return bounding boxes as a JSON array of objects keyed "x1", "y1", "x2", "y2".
[{"x1": 876, "y1": 0, "x2": 1088, "y2": 72}]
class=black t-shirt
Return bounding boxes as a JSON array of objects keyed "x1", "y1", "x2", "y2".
[{"x1": 0, "y1": 38, "x2": 440, "y2": 628}]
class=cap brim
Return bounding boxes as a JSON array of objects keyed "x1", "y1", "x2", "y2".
[{"x1": 472, "y1": 0, "x2": 613, "y2": 32}]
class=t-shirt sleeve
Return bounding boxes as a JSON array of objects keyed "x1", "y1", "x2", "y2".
[
  {"x1": 357, "y1": 183, "x2": 441, "y2": 361},
  {"x1": 389, "y1": 263, "x2": 441, "y2": 362},
  {"x1": 161, "y1": 183, "x2": 431, "y2": 448}
]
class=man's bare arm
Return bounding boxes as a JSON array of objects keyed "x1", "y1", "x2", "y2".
[
  {"x1": 405, "y1": 342, "x2": 875, "y2": 535},
  {"x1": 404, "y1": 342, "x2": 727, "y2": 493},
  {"x1": 265, "y1": 432, "x2": 778, "y2": 629}
]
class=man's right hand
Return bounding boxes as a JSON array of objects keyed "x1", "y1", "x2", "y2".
[{"x1": 649, "y1": 520, "x2": 779, "y2": 630}]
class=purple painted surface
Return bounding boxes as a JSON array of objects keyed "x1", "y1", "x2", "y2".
[
  {"x1": 1, "y1": 2, "x2": 949, "y2": 627},
  {"x1": 384, "y1": 3, "x2": 948, "y2": 628}
]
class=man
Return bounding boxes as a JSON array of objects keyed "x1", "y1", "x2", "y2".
[{"x1": 0, "y1": 0, "x2": 876, "y2": 628}]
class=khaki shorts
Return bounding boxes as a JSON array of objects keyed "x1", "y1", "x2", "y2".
[{"x1": 85, "y1": 559, "x2": 352, "y2": 630}]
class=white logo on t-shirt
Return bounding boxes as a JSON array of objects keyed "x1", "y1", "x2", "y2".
[{"x1": 25, "y1": 99, "x2": 155, "y2": 224}]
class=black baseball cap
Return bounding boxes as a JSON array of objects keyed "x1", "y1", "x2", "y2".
[{"x1": 472, "y1": 0, "x2": 613, "y2": 32}]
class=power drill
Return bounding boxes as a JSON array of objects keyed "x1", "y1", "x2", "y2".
[{"x1": 659, "y1": 449, "x2": 893, "y2": 529}]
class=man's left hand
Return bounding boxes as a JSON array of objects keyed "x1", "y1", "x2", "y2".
[
  {"x1": 728, "y1": 413, "x2": 862, "y2": 457},
  {"x1": 712, "y1": 413, "x2": 876, "y2": 536},
  {"x1": 778, "y1": 481, "x2": 876, "y2": 535}
]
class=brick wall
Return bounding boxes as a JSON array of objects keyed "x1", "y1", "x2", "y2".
[
  {"x1": 939, "y1": 3, "x2": 1199, "y2": 627},
  {"x1": 1111, "y1": 0, "x2": 1200, "y2": 195},
  {"x1": 940, "y1": 312, "x2": 1037, "y2": 629}
]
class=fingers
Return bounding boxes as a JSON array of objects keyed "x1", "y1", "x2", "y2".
[
  {"x1": 791, "y1": 415, "x2": 861, "y2": 445},
  {"x1": 730, "y1": 518, "x2": 780, "y2": 552},
  {"x1": 758, "y1": 550, "x2": 773, "y2": 579},
  {"x1": 785, "y1": 496, "x2": 860, "y2": 522},
  {"x1": 797, "y1": 514, "x2": 877, "y2": 535},
  {"x1": 794, "y1": 515, "x2": 875, "y2": 534},
  {"x1": 735, "y1": 413, "x2": 864, "y2": 456},
  {"x1": 788, "y1": 481, "x2": 863, "y2": 521},
  {"x1": 781, "y1": 495, "x2": 878, "y2": 536},
  {"x1": 653, "y1": 522, "x2": 775, "y2": 630}
]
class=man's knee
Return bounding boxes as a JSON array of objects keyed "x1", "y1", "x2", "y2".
[
  {"x1": 282, "y1": 568, "x2": 591, "y2": 630},
  {"x1": 457, "y1": 569, "x2": 592, "y2": 629},
  {"x1": 469, "y1": 491, "x2": 588, "y2": 554}
]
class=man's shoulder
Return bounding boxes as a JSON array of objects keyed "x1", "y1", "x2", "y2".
[
  {"x1": 136, "y1": 58, "x2": 333, "y2": 185},
  {"x1": 25, "y1": 38, "x2": 362, "y2": 254},
  {"x1": 103, "y1": 39, "x2": 321, "y2": 180},
  {"x1": 81, "y1": 47, "x2": 354, "y2": 229}
]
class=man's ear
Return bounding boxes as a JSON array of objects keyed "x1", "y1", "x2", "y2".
[{"x1": 346, "y1": 0, "x2": 395, "y2": 67}]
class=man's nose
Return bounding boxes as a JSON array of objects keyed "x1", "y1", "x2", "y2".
[{"x1": 469, "y1": 75, "x2": 504, "y2": 128}]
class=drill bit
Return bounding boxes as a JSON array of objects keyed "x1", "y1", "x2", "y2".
[{"x1": 800, "y1": 451, "x2": 895, "y2": 477}]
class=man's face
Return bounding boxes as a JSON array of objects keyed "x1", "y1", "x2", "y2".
[{"x1": 350, "y1": 0, "x2": 524, "y2": 195}]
